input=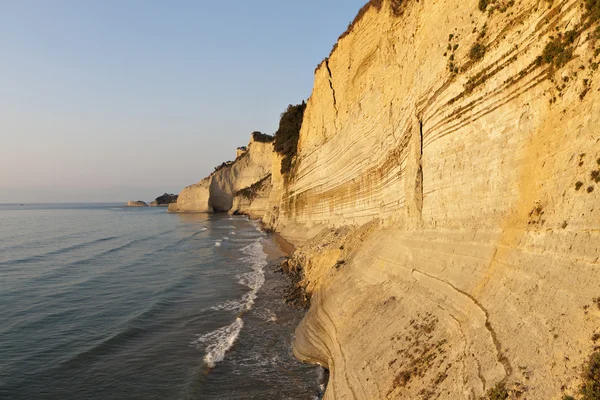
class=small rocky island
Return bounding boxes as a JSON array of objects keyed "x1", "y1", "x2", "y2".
[
  {"x1": 125, "y1": 200, "x2": 148, "y2": 207},
  {"x1": 150, "y1": 193, "x2": 178, "y2": 207}
]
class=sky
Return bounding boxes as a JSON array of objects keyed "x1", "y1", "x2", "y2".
[{"x1": 0, "y1": 0, "x2": 366, "y2": 203}]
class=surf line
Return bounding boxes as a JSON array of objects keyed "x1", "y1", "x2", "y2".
[{"x1": 193, "y1": 239, "x2": 268, "y2": 371}]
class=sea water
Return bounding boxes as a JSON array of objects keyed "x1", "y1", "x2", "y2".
[{"x1": 0, "y1": 204, "x2": 323, "y2": 399}]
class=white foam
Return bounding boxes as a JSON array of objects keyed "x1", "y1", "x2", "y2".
[
  {"x1": 257, "y1": 308, "x2": 277, "y2": 322},
  {"x1": 197, "y1": 236, "x2": 268, "y2": 368},
  {"x1": 237, "y1": 240, "x2": 268, "y2": 310},
  {"x1": 230, "y1": 231, "x2": 237, "y2": 235},
  {"x1": 214, "y1": 240, "x2": 222, "y2": 247},
  {"x1": 192, "y1": 318, "x2": 244, "y2": 368},
  {"x1": 223, "y1": 236, "x2": 229, "y2": 240},
  {"x1": 210, "y1": 299, "x2": 244, "y2": 312}
]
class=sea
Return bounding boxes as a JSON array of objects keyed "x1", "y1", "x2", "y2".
[{"x1": 0, "y1": 203, "x2": 324, "y2": 400}]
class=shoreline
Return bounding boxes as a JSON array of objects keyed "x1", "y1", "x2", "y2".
[{"x1": 271, "y1": 231, "x2": 296, "y2": 256}]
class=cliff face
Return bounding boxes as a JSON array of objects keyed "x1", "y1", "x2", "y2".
[
  {"x1": 168, "y1": 136, "x2": 274, "y2": 213},
  {"x1": 269, "y1": 0, "x2": 600, "y2": 398},
  {"x1": 169, "y1": 0, "x2": 600, "y2": 397},
  {"x1": 229, "y1": 174, "x2": 272, "y2": 219}
]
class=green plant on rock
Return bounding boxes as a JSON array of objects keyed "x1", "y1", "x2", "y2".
[
  {"x1": 538, "y1": 36, "x2": 574, "y2": 68},
  {"x1": 470, "y1": 42, "x2": 486, "y2": 61},
  {"x1": 483, "y1": 382, "x2": 509, "y2": 400},
  {"x1": 585, "y1": 0, "x2": 600, "y2": 24},
  {"x1": 251, "y1": 131, "x2": 274, "y2": 143},
  {"x1": 273, "y1": 101, "x2": 307, "y2": 175},
  {"x1": 580, "y1": 352, "x2": 600, "y2": 400}
]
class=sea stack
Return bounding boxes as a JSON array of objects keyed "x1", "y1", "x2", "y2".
[{"x1": 125, "y1": 200, "x2": 148, "y2": 207}]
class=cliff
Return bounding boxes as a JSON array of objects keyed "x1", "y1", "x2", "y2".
[
  {"x1": 168, "y1": 133, "x2": 274, "y2": 213},
  {"x1": 150, "y1": 193, "x2": 178, "y2": 207},
  {"x1": 229, "y1": 174, "x2": 272, "y2": 219},
  {"x1": 171, "y1": 0, "x2": 600, "y2": 398},
  {"x1": 277, "y1": 0, "x2": 600, "y2": 398}
]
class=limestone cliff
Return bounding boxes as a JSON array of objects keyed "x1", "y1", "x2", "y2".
[
  {"x1": 168, "y1": 133, "x2": 274, "y2": 213},
  {"x1": 170, "y1": 0, "x2": 600, "y2": 397},
  {"x1": 270, "y1": 0, "x2": 600, "y2": 398},
  {"x1": 229, "y1": 174, "x2": 272, "y2": 219}
]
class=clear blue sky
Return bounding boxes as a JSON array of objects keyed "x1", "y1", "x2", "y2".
[{"x1": 0, "y1": 0, "x2": 366, "y2": 203}]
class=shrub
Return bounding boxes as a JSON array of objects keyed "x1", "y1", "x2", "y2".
[
  {"x1": 540, "y1": 36, "x2": 574, "y2": 68},
  {"x1": 479, "y1": 0, "x2": 490, "y2": 12},
  {"x1": 576, "y1": 181, "x2": 584, "y2": 190},
  {"x1": 470, "y1": 42, "x2": 486, "y2": 61},
  {"x1": 580, "y1": 352, "x2": 600, "y2": 400},
  {"x1": 273, "y1": 101, "x2": 307, "y2": 174},
  {"x1": 484, "y1": 382, "x2": 509, "y2": 400},
  {"x1": 585, "y1": 0, "x2": 600, "y2": 23},
  {"x1": 251, "y1": 131, "x2": 274, "y2": 143},
  {"x1": 235, "y1": 174, "x2": 271, "y2": 201}
]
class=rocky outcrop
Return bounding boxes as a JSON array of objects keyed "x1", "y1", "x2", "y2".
[
  {"x1": 229, "y1": 174, "x2": 272, "y2": 219},
  {"x1": 125, "y1": 200, "x2": 148, "y2": 207},
  {"x1": 168, "y1": 133, "x2": 274, "y2": 213},
  {"x1": 236, "y1": 147, "x2": 247, "y2": 158},
  {"x1": 150, "y1": 193, "x2": 178, "y2": 207}
]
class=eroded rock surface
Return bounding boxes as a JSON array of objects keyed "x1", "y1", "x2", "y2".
[{"x1": 168, "y1": 134, "x2": 274, "y2": 213}]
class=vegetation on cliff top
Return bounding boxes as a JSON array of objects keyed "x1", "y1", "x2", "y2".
[
  {"x1": 152, "y1": 193, "x2": 178, "y2": 205},
  {"x1": 251, "y1": 131, "x2": 274, "y2": 143},
  {"x1": 273, "y1": 101, "x2": 307, "y2": 174}
]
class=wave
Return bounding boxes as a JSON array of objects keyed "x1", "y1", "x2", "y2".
[
  {"x1": 60, "y1": 325, "x2": 146, "y2": 369},
  {"x1": 199, "y1": 238, "x2": 268, "y2": 368},
  {"x1": 7, "y1": 227, "x2": 207, "y2": 295},
  {"x1": 191, "y1": 318, "x2": 244, "y2": 368},
  {"x1": 0, "y1": 235, "x2": 120, "y2": 266},
  {"x1": 209, "y1": 240, "x2": 267, "y2": 313}
]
